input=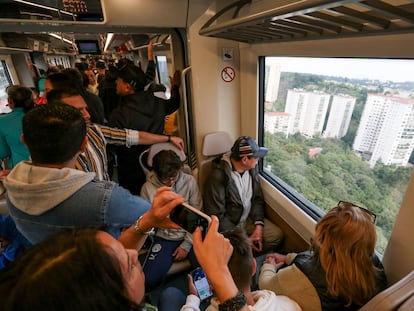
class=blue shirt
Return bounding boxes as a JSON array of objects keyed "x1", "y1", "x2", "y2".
[{"x1": 0, "y1": 108, "x2": 30, "y2": 168}]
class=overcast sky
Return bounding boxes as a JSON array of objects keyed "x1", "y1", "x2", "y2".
[{"x1": 267, "y1": 57, "x2": 414, "y2": 83}]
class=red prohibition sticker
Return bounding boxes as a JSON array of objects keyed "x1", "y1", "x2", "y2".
[{"x1": 221, "y1": 66, "x2": 236, "y2": 82}]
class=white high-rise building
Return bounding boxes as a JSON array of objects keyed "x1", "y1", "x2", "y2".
[
  {"x1": 265, "y1": 62, "x2": 281, "y2": 103},
  {"x1": 353, "y1": 94, "x2": 414, "y2": 167},
  {"x1": 285, "y1": 89, "x2": 330, "y2": 137},
  {"x1": 264, "y1": 112, "x2": 290, "y2": 137},
  {"x1": 324, "y1": 94, "x2": 356, "y2": 138}
]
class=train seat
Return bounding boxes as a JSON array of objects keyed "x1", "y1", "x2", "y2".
[
  {"x1": 139, "y1": 142, "x2": 187, "y2": 176},
  {"x1": 360, "y1": 270, "x2": 414, "y2": 311},
  {"x1": 198, "y1": 131, "x2": 233, "y2": 193}
]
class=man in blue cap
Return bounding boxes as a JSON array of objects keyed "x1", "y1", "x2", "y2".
[{"x1": 203, "y1": 136, "x2": 283, "y2": 254}]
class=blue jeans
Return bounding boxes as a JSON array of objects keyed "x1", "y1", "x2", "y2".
[{"x1": 158, "y1": 287, "x2": 186, "y2": 311}]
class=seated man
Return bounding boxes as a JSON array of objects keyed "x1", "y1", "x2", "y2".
[
  {"x1": 158, "y1": 228, "x2": 301, "y2": 311},
  {"x1": 140, "y1": 149, "x2": 201, "y2": 291},
  {"x1": 3, "y1": 103, "x2": 183, "y2": 245},
  {"x1": 46, "y1": 88, "x2": 184, "y2": 181},
  {"x1": 203, "y1": 136, "x2": 283, "y2": 253}
]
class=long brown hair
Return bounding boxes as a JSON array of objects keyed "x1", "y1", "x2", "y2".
[
  {"x1": 0, "y1": 228, "x2": 143, "y2": 311},
  {"x1": 311, "y1": 202, "x2": 378, "y2": 306}
]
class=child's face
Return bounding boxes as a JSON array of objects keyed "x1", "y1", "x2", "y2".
[{"x1": 159, "y1": 171, "x2": 179, "y2": 187}]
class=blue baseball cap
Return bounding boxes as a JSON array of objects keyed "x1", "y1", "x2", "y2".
[{"x1": 231, "y1": 136, "x2": 268, "y2": 158}]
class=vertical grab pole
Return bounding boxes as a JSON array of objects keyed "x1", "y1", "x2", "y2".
[{"x1": 181, "y1": 66, "x2": 192, "y2": 157}]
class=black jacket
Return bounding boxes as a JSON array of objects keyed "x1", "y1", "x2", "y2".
[
  {"x1": 294, "y1": 251, "x2": 387, "y2": 311},
  {"x1": 108, "y1": 86, "x2": 180, "y2": 134},
  {"x1": 203, "y1": 155, "x2": 265, "y2": 232}
]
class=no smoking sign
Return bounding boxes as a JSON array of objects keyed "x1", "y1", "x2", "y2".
[{"x1": 221, "y1": 66, "x2": 236, "y2": 82}]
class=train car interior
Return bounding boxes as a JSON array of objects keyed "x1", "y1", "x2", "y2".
[{"x1": 1, "y1": 0, "x2": 414, "y2": 309}]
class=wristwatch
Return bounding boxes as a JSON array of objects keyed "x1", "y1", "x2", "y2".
[{"x1": 134, "y1": 216, "x2": 155, "y2": 236}]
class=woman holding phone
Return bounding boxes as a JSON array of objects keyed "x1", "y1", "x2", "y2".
[{"x1": 0, "y1": 215, "x2": 249, "y2": 311}]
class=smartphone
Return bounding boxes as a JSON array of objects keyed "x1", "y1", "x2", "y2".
[
  {"x1": 191, "y1": 267, "x2": 213, "y2": 301},
  {"x1": 170, "y1": 202, "x2": 211, "y2": 238}
]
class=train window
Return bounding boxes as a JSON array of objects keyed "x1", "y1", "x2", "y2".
[
  {"x1": 261, "y1": 56, "x2": 414, "y2": 253},
  {"x1": 0, "y1": 58, "x2": 12, "y2": 114},
  {"x1": 155, "y1": 55, "x2": 170, "y2": 90}
]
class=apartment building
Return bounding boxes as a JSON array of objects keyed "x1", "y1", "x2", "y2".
[
  {"x1": 264, "y1": 112, "x2": 290, "y2": 137},
  {"x1": 324, "y1": 94, "x2": 356, "y2": 138},
  {"x1": 285, "y1": 89, "x2": 330, "y2": 137},
  {"x1": 353, "y1": 94, "x2": 414, "y2": 167},
  {"x1": 265, "y1": 62, "x2": 281, "y2": 103}
]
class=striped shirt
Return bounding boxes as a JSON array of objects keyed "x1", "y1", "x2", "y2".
[{"x1": 75, "y1": 124, "x2": 139, "y2": 181}]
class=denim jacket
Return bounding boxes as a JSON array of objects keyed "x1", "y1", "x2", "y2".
[{"x1": 4, "y1": 162, "x2": 150, "y2": 244}]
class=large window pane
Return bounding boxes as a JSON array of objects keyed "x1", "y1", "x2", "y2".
[
  {"x1": 262, "y1": 57, "x2": 414, "y2": 253},
  {"x1": 0, "y1": 60, "x2": 12, "y2": 114}
]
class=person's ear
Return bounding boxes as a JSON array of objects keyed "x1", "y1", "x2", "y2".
[
  {"x1": 251, "y1": 257, "x2": 257, "y2": 277},
  {"x1": 80, "y1": 136, "x2": 88, "y2": 153}
]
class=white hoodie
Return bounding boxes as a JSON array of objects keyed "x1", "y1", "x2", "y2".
[
  {"x1": 4, "y1": 161, "x2": 95, "y2": 215},
  {"x1": 180, "y1": 290, "x2": 302, "y2": 311}
]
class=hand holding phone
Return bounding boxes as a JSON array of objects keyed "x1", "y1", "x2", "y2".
[
  {"x1": 190, "y1": 267, "x2": 213, "y2": 301},
  {"x1": 169, "y1": 202, "x2": 211, "y2": 238}
]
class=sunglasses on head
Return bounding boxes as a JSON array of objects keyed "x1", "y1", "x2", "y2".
[{"x1": 336, "y1": 201, "x2": 376, "y2": 224}]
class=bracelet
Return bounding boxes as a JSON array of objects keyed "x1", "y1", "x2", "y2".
[
  {"x1": 218, "y1": 291, "x2": 246, "y2": 311},
  {"x1": 134, "y1": 216, "x2": 155, "y2": 236},
  {"x1": 167, "y1": 135, "x2": 171, "y2": 143}
]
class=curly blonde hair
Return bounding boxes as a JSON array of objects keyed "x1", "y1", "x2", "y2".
[{"x1": 311, "y1": 202, "x2": 378, "y2": 306}]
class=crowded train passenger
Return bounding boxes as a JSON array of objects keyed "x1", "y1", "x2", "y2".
[
  {"x1": 46, "y1": 86, "x2": 183, "y2": 181},
  {"x1": 84, "y1": 68, "x2": 99, "y2": 95},
  {"x1": 35, "y1": 68, "x2": 46, "y2": 96},
  {"x1": 0, "y1": 85, "x2": 35, "y2": 170},
  {"x1": 62, "y1": 68, "x2": 105, "y2": 124},
  {"x1": 203, "y1": 136, "x2": 283, "y2": 253},
  {"x1": 0, "y1": 216, "x2": 249, "y2": 311},
  {"x1": 36, "y1": 66, "x2": 60, "y2": 97},
  {"x1": 0, "y1": 86, "x2": 35, "y2": 269},
  {"x1": 95, "y1": 59, "x2": 107, "y2": 85},
  {"x1": 108, "y1": 62, "x2": 181, "y2": 194},
  {"x1": 258, "y1": 201, "x2": 387, "y2": 311},
  {"x1": 159, "y1": 228, "x2": 301, "y2": 311},
  {"x1": 140, "y1": 149, "x2": 202, "y2": 291},
  {"x1": 98, "y1": 61, "x2": 119, "y2": 119},
  {"x1": 44, "y1": 70, "x2": 105, "y2": 124},
  {"x1": 3, "y1": 103, "x2": 183, "y2": 245},
  {"x1": 30, "y1": 87, "x2": 44, "y2": 106}
]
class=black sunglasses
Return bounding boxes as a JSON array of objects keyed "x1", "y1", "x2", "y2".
[{"x1": 337, "y1": 201, "x2": 376, "y2": 224}]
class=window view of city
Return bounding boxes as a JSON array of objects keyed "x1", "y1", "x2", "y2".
[{"x1": 262, "y1": 57, "x2": 414, "y2": 252}]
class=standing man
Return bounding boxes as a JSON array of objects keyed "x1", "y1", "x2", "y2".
[
  {"x1": 46, "y1": 88, "x2": 183, "y2": 181},
  {"x1": 108, "y1": 61, "x2": 181, "y2": 194},
  {"x1": 203, "y1": 136, "x2": 283, "y2": 253}
]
